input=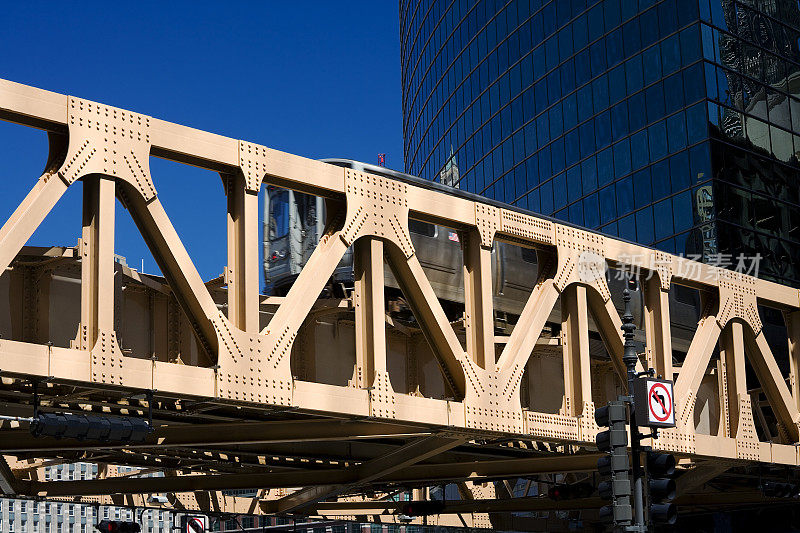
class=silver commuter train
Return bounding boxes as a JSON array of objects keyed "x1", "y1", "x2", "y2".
[{"x1": 264, "y1": 159, "x2": 704, "y2": 355}]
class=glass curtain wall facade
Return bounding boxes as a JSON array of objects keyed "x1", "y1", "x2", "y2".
[
  {"x1": 400, "y1": 0, "x2": 800, "y2": 287},
  {"x1": 703, "y1": 2, "x2": 800, "y2": 286}
]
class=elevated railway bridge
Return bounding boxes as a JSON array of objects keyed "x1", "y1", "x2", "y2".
[{"x1": 0, "y1": 78, "x2": 799, "y2": 529}]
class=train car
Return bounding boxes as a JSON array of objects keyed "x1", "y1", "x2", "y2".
[
  {"x1": 264, "y1": 159, "x2": 706, "y2": 356},
  {"x1": 264, "y1": 184, "x2": 353, "y2": 294}
]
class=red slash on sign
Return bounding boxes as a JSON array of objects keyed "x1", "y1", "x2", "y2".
[
  {"x1": 648, "y1": 382, "x2": 672, "y2": 422},
  {"x1": 652, "y1": 391, "x2": 668, "y2": 415}
]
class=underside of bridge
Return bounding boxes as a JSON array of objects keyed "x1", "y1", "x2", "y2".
[{"x1": 1, "y1": 78, "x2": 800, "y2": 530}]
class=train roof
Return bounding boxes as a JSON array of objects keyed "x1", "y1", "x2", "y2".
[{"x1": 320, "y1": 158, "x2": 648, "y2": 252}]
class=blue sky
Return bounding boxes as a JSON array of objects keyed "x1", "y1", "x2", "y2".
[{"x1": 0, "y1": 2, "x2": 402, "y2": 282}]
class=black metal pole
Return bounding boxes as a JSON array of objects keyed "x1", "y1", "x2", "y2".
[{"x1": 622, "y1": 287, "x2": 645, "y2": 531}]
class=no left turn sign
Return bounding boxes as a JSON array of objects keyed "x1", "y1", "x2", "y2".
[
  {"x1": 648, "y1": 382, "x2": 672, "y2": 423},
  {"x1": 635, "y1": 378, "x2": 676, "y2": 428},
  {"x1": 183, "y1": 516, "x2": 208, "y2": 533}
]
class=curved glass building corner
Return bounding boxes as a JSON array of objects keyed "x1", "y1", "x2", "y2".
[{"x1": 400, "y1": 0, "x2": 800, "y2": 287}]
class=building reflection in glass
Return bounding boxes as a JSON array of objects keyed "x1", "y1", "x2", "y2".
[
  {"x1": 400, "y1": 0, "x2": 800, "y2": 286},
  {"x1": 709, "y1": 0, "x2": 800, "y2": 285}
]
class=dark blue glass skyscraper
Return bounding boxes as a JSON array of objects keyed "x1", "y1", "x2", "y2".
[{"x1": 400, "y1": 0, "x2": 800, "y2": 287}]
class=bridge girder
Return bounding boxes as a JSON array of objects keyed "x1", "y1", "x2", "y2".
[{"x1": 1, "y1": 78, "x2": 800, "y2": 525}]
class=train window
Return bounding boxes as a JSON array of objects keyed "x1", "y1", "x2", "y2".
[
  {"x1": 760, "y1": 305, "x2": 784, "y2": 327},
  {"x1": 269, "y1": 190, "x2": 289, "y2": 239},
  {"x1": 521, "y1": 247, "x2": 538, "y2": 263},
  {"x1": 297, "y1": 193, "x2": 317, "y2": 226},
  {"x1": 409, "y1": 219, "x2": 436, "y2": 237},
  {"x1": 673, "y1": 283, "x2": 699, "y2": 306}
]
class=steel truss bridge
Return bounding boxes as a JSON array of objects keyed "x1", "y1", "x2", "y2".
[{"x1": 0, "y1": 78, "x2": 799, "y2": 530}]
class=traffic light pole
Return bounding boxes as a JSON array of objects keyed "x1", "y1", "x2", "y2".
[{"x1": 621, "y1": 287, "x2": 646, "y2": 533}]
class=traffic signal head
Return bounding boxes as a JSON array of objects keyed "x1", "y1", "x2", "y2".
[
  {"x1": 547, "y1": 484, "x2": 569, "y2": 501},
  {"x1": 599, "y1": 499, "x2": 633, "y2": 524},
  {"x1": 595, "y1": 402, "x2": 628, "y2": 453},
  {"x1": 599, "y1": 478, "x2": 632, "y2": 500},
  {"x1": 595, "y1": 403, "x2": 627, "y2": 427},
  {"x1": 597, "y1": 453, "x2": 629, "y2": 475},
  {"x1": 646, "y1": 451, "x2": 677, "y2": 524},
  {"x1": 595, "y1": 401, "x2": 632, "y2": 527},
  {"x1": 94, "y1": 521, "x2": 141, "y2": 533},
  {"x1": 649, "y1": 502, "x2": 677, "y2": 525},
  {"x1": 648, "y1": 478, "x2": 676, "y2": 501},
  {"x1": 32, "y1": 413, "x2": 150, "y2": 443},
  {"x1": 596, "y1": 427, "x2": 628, "y2": 452},
  {"x1": 647, "y1": 452, "x2": 676, "y2": 477}
]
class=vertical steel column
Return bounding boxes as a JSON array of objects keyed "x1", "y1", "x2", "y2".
[
  {"x1": 226, "y1": 173, "x2": 260, "y2": 333},
  {"x1": 788, "y1": 311, "x2": 800, "y2": 412},
  {"x1": 720, "y1": 321, "x2": 747, "y2": 436},
  {"x1": 643, "y1": 276, "x2": 673, "y2": 380},
  {"x1": 463, "y1": 231, "x2": 495, "y2": 371},
  {"x1": 79, "y1": 176, "x2": 115, "y2": 349},
  {"x1": 561, "y1": 284, "x2": 591, "y2": 416},
  {"x1": 715, "y1": 354, "x2": 731, "y2": 438},
  {"x1": 354, "y1": 238, "x2": 386, "y2": 388}
]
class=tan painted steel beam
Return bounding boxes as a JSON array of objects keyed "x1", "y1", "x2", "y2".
[
  {"x1": 644, "y1": 276, "x2": 673, "y2": 380},
  {"x1": 79, "y1": 176, "x2": 116, "y2": 349},
  {"x1": 0, "y1": 174, "x2": 68, "y2": 278},
  {"x1": 674, "y1": 310, "x2": 723, "y2": 424},
  {"x1": 2, "y1": 77, "x2": 800, "y2": 475},
  {"x1": 312, "y1": 496, "x2": 605, "y2": 514},
  {"x1": 561, "y1": 285, "x2": 591, "y2": 416},
  {"x1": 675, "y1": 462, "x2": 731, "y2": 495},
  {"x1": 789, "y1": 311, "x2": 800, "y2": 412},
  {"x1": 496, "y1": 279, "x2": 560, "y2": 373},
  {"x1": 744, "y1": 327, "x2": 800, "y2": 442},
  {"x1": 353, "y1": 238, "x2": 386, "y2": 388},
  {"x1": 385, "y1": 242, "x2": 467, "y2": 398},
  {"x1": 463, "y1": 231, "x2": 495, "y2": 371},
  {"x1": 259, "y1": 229, "x2": 349, "y2": 339},
  {"x1": 121, "y1": 184, "x2": 221, "y2": 359},
  {"x1": 225, "y1": 173, "x2": 260, "y2": 333},
  {"x1": 0, "y1": 420, "x2": 431, "y2": 453},
  {"x1": 25, "y1": 454, "x2": 602, "y2": 497},
  {"x1": 0, "y1": 456, "x2": 20, "y2": 495},
  {"x1": 264, "y1": 435, "x2": 467, "y2": 513},
  {"x1": 312, "y1": 491, "x2": 784, "y2": 515},
  {"x1": 586, "y1": 287, "x2": 642, "y2": 382},
  {"x1": 720, "y1": 321, "x2": 747, "y2": 436}
]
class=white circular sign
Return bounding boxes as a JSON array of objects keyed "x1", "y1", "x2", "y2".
[
  {"x1": 648, "y1": 382, "x2": 673, "y2": 423},
  {"x1": 187, "y1": 517, "x2": 206, "y2": 533}
]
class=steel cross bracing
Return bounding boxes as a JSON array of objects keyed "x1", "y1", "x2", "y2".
[{"x1": 0, "y1": 78, "x2": 799, "y2": 523}]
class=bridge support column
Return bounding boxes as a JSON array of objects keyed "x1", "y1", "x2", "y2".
[
  {"x1": 463, "y1": 231, "x2": 494, "y2": 371},
  {"x1": 225, "y1": 173, "x2": 259, "y2": 333},
  {"x1": 788, "y1": 311, "x2": 800, "y2": 412},
  {"x1": 720, "y1": 321, "x2": 747, "y2": 437},
  {"x1": 561, "y1": 285, "x2": 591, "y2": 416},
  {"x1": 354, "y1": 237, "x2": 386, "y2": 388},
  {"x1": 79, "y1": 176, "x2": 116, "y2": 350},
  {"x1": 644, "y1": 276, "x2": 673, "y2": 380}
]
